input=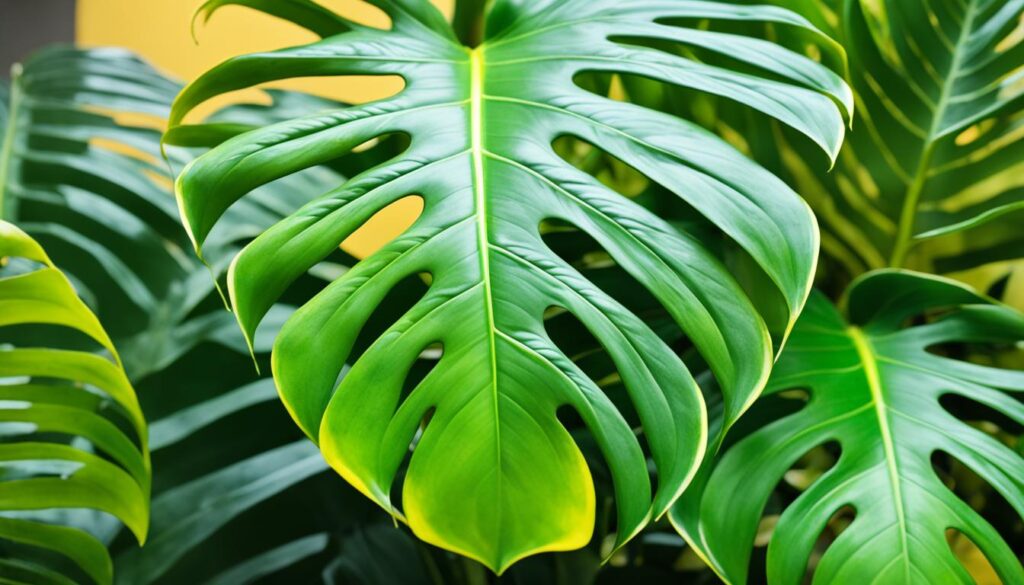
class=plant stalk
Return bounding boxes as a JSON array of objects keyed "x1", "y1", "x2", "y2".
[
  {"x1": 887, "y1": 145, "x2": 934, "y2": 268},
  {"x1": 453, "y1": 0, "x2": 488, "y2": 47},
  {"x1": 462, "y1": 557, "x2": 489, "y2": 585}
]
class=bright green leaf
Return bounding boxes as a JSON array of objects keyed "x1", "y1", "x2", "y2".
[
  {"x1": 168, "y1": 0, "x2": 850, "y2": 572},
  {"x1": 673, "y1": 270, "x2": 1024, "y2": 584},
  {"x1": 0, "y1": 221, "x2": 149, "y2": 585}
]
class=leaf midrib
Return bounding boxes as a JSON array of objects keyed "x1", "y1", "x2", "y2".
[
  {"x1": 849, "y1": 326, "x2": 909, "y2": 581},
  {"x1": 888, "y1": 0, "x2": 980, "y2": 266},
  {"x1": 469, "y1": 45, "x2": 504, "y2": 551}
]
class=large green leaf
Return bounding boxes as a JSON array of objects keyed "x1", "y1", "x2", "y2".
[
  {"x1": 672, "y1": 270, "x2": 1024, "y2": 584},
  {"x1": 167, "y1": 0, "x2": 851, "y2": 571},
  {"x1": 0, "y1": 221, "x2": 148, "y2": 585}
]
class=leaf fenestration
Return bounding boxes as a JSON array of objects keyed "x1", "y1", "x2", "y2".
[
  {"x1": 169, "y1": 0, "x2": 851, "y2": 571},
  {"x1": 673, "y1": 270, "x2": 1024, "y2": 584}
]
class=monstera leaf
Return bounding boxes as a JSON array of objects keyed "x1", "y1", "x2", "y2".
[
  {"x1": 758, "y1": 0, "x2": 1024, "y2": 277},
  {"x1": 0, "y1": 221, "x2": 148, "y2": 585},
  {"x1": 166, "y1": 0, "x2": 853, "y2": 571},
  {"x1": 673, "y1": 271, "x2": 1024, "y2": 584}
]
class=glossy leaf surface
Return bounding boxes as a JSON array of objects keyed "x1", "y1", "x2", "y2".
[
  {"x1": 673, "y1": 270, "x2": 1024, "y2": 584},
  {"x1": 168, "y1": 0, "x2": 851, "y2": 570}
]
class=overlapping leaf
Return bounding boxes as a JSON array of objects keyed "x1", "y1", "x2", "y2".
[
  {"x1": 0, "y1": 221, "x2": 148, "y2": 585},
  {"x1": 673, "y1": 271, "x2": 1024, "y2": 584},
  {"x1": 168, "y1": 0, "x2": 852, "y2": 571}
]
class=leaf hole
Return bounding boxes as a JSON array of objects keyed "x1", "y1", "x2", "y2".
[
  {"x1": 194, "y1": 125, "x2": 410, "y2": 257},
  {"x1": 737, "y1": 439, "x2": 843, "y2": 582},
  {"x1": 550, "y1": 134, "x2": 649, "y2": 199},
  {"x1": 543, "y1": 306, "x2": 657, "y2": 543},
  {"x1": 539, "y1": 220, "x2": 685, "y2": 360},
  {"x1": 783, "y1": 442, "x2": 839, "y2": 494},
  {"x1": 316, "y1": 0, "x2": 394, "y2": 29},
  {"x1": 606, "y1": 34, "x2": 806, "y2": 90},
  {"x1": 544, "y1": 308, "x2": 641, "y2": 431},
  {"x1": 390, "y1": 403, "x2": 439, "y2": 509},
  {"x1": 175, "y1": 74, "x2": 406, "y2": 126},
  {"x1": 341, "y1": 195, "x2": 424, "y2": 260},
  {"x1": 932, "y1": 449, "x2": 1023, "y2": 555},
  {"x1": 549, "y1": 131, "x2": 793, "y2": 342},
  {"x1": 801, "y1": 504, "x2": 857, "y2": 580},
  {"x1": 946, "y1": 528, "x2": 1002, "y2": 584},
  {"x1": 939, "y1": 393, "x2": 1022, "y2": 452}
]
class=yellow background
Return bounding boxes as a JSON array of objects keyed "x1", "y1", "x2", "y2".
[{"x1": 76, "y1": 0, "x2": 452, "y2": 256}]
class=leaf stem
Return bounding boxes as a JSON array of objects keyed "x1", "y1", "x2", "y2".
[
  {"x1": 453, "y1": 0, "x2": 487, "y2": 47},
  {"x1": 463, "y1": 558, "x2": 490, "y2": 585},
  {"x1": 888, "y1": 145, "x2": 934, "y2": 267}
]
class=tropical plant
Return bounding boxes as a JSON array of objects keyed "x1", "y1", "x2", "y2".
[
  {"x1": 0, "y1": 220, "x2": 147, "y2": 585},
  {"x1": 6, "y1": 43, "x2": 609, "y2": 585},
  {"x1": 3, "y1": 0, "x2": 1024, "y2": 583},
  {"x1": 743, "y1": 0, "x2": 1024, "y2": 286},
  {"x1": 0, "y1": 46, "x2": 192, "y2": 353},
  {"x1": 166, "y1": 0, "x2": 852, "y2": 572}
]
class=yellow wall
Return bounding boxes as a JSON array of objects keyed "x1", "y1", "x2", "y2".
[{"x1": 76, "y1": 0, "x2": 450, "y2": 257}]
